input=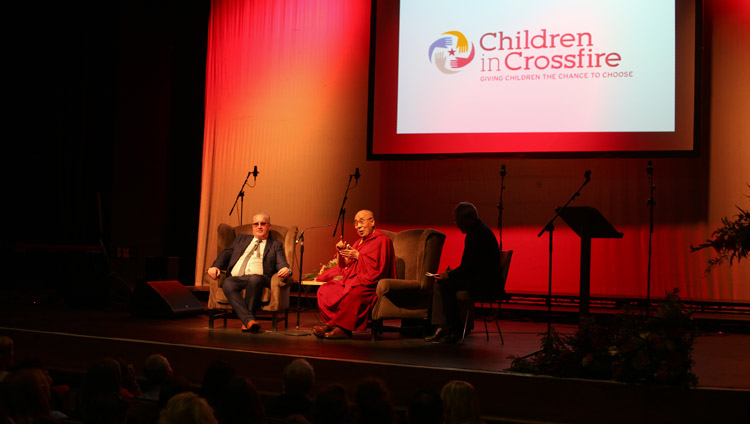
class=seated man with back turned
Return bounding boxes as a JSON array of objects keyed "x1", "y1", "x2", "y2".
[
  {"x1": 313, "y1": 209, "x2": 396, "y2": 339},
  {"x1": 427, "y1": 202, "x2": 501, "y2": 343},
  {"x1": 207, "y1": 212, "x2": 291, "y2": 333}
]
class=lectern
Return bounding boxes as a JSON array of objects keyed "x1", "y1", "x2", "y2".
[{"x1": 556, "y1": 206, "x2": 623, "y2": 315}]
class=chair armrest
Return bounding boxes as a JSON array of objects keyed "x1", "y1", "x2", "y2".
[
  {"x1": 376, "y1": 278, "x2": 422, "y2": 296},
  {"x1": 275, "y1": 274, "x2": 290, "y2": 287},
  {"x1": 204, "y1": 270, "x2": 227, "y2": 286}
]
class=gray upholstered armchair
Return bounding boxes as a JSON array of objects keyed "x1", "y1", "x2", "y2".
[
  {"x1": 370, "y1": 228, "x2": 446, "y2": 339},
  {"x1": 205, "y1": 222, "x2": 297, "y2": 331}
]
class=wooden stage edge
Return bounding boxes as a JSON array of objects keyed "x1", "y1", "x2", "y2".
[{"x1": 2, "y1": 304, "x2": 749, "y2": 424}]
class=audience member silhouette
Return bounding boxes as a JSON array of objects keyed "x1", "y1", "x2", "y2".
[
  {"x1": 407, "y1": 388, "x2": 444, "y2": 424},
  {"x1": 157, "y1": 374, "x2": 193, "y2": 410},
  {"x1": 216, "y1": 376, "x2": 265, "y2": 424},
  {"x1": 0, "y1": 367, "x2": 58, "y2": 424},
  {"x1": 140, "y1": 354, "x2": 174, "y2": 401},
  {"x1": 284, "y1": 414, "x2": 312, "y2": 424},
  {"x1": 82, "y1": 391, "x2": 129, "y2": 424},
  {"x1": 158, "y1": 391, "x2": 218, "y2": 424},
  {"x1": 115, "y1": 356, "x2": 143, "y2": 398},
  {"x1": 0, "y1": 335, "x2": 13, "y2": 382},
  {"x1": 311, "y1": 383, "x2": 349, "y2": 424},
  {"x1": 200, "y1": 360, "x2": 236, "y2": 411},
  {"x1": 12, "y1": 359, "x2": 69, "y2": 421},
  {"x1": 264, "y1": 358, "x2": 315, "y2": 421},
  {"x1": 441, "y1": 380, "x2": 483, "y2": 424},
  {"x1": 350, "y1": 377, "x2": 397, "y2": 424},
  {"x1": 75, "y1": 357, "x2": 131, "y2": 422},
  {"x1": 1, "y1": 339, "x2": 495, "y2": 424}
]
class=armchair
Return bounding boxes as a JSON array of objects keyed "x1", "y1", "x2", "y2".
[
  {"x1": 370, "y1": 228, "x2": 446, "y2": 340},
  {"x1": 205, "y1": 222, "x2": 297, "y2": 331}
]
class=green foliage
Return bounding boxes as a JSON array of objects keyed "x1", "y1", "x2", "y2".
[
  {"x1": 303, "y1": 257, "x2": 339, "y2": 280},
  {"x1": 509, "y1": 290, "x2": 699, "y2": 387},
  {"x1": 691, "y1": 191, "x2": 750, "y2": 272}
]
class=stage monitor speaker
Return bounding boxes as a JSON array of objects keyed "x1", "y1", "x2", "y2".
[{"x1": 130, "y1": 280, "x2": 203, "y2": 318}]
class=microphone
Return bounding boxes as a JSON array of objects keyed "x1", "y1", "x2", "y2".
[
  {"x1": 500, "y1": 164, "x2": 507, "y2": 177},
  {"x1": 584, "y1": 169, "x2": 592, "y2": 182},
  {"x1": 646, "y1": 160, "x2": 653, "y2": 175},
  {"x1": 296, "y1": 224, "x2": 333, "y2": 243},
  {"x1": 252, "y1": 166, "x2": 259, "y2": 178},
  {"x1": 353, "y1": 167, "x2": 361, "y2": 182}
]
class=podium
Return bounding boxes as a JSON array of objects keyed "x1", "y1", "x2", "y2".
[{"x1": 556, "y1": 206, "x2": 623, "y2": 315}]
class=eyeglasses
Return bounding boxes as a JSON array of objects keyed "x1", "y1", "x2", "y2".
[
  {"x1": 252, "y1": 222, "x2": 269, "y2": 227},
  {"x1": 353, "y1": 217, "x2": 373, "y2": 226}
]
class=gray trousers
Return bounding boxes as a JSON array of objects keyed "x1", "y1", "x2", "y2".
[{"x1": 222, "y1": 274, "x2": 271, "y2": 325}]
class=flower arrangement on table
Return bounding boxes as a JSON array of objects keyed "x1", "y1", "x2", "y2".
[{"x1": 302, "y1": 257, "x2": 340, "y2": 281}]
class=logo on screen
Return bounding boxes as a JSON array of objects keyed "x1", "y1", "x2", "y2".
[{"x1": 428, "y1": 31, "x2": 475, "y2": 74}]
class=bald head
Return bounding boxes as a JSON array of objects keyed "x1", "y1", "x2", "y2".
[
  {"x1": 353, "y1": 210, "x2": 375, "y2": 238},
  {"x1": 454, "y1": 202, "x2": 478, "y2": 234}
]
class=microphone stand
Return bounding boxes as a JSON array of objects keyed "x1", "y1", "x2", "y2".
[
  {"x1": 646, "y1": 162, "x2": 655, "y2": 314},
  {"x1": 229, "y1": 171, "x2": 256, "y2": 225},
  {"x1": 332, "y1": 171, "x2": 359, "y2": 238},
  {"x1": 537, "y1": 172, "x2": 591, "y2": 336},
  {"x1": 286, "y1": 224, "x2": 332, "y2": 336},
  {"x1": 497, "y1": 165, "x2": 507, "y2": 250}
]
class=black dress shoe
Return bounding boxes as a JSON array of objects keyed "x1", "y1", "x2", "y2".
[
  {"x1": 439, "y1": 331, "x2": 461, "y2": 344},
  {"x1": 425, "y1": 327, "x2": 448, "y2": 342}
]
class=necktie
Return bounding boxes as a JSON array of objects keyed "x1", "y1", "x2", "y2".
[{"x1": 238, "y1": 240, "x2": 260, "y2": 276}]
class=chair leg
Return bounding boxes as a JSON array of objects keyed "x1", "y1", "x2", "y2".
[
  {"x1": 460, "y1": 307, "x2": 471, "y2": 343},
  {"x1": 271, "y1": 312, "x2": 278, "y2": 331},
  {"x1": 371, "y1": 319, "x2": 380, "y2": 341},
  {"x1": 208, "y1": 312, "x2": 215, "y2": 329},
  {"x1": 482, "y1": 302, "x2": 490, "y2": 342},
  {"x1": 496, "y1": 301, "x2": 504, "y2": 345},
  {"x1": 284, "y1": 308, "x2": 289, "y2": 330}
]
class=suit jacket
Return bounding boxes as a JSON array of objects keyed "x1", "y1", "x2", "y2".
[
  {"x1": 211, "y1": 234, "x2": 290, "y2": 279},
  {"x1": 447, "y1": 219, "x2": 501, "y2": 297}
]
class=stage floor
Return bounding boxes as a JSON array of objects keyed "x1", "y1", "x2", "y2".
[{"x1": 1, "y1": 290, "x2": 749, "y2": 423}]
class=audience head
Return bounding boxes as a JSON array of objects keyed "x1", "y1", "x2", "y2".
[
  {"x1": 312, "y1": 383, "x2": 349, "y2": 424},
  {"x1": 441, "y1": 380, "x2": 482, "y2": 424},
  {"x1": 158, "y1": 392, "x2": 217, "y2": 424},
  {"x1": 408, "y1": 388, "x2": 444, "y2": 424},
  {"x1": 200, "y1": 360, "x2": 235, "y2": 408},
  {"x1": 1, "y1": 367, "x2": 53, "y2": 422},
  {"x1": 453, "y1": 202, "x2": 479, "y2": 233},
  {"x1": 144, "y1": 353, "x2": 173, "y2": 387},
  {"x1": 157, "y1": 375, "x2": 192, "y2": 409},
  {"x1": 83, "y1": 358, "x2": 124, "y2": 395},
  {"x1": 0, "y1": 335, "x2": 13, "y2": 373},
  {"x1": 113, "y1": 356, "x2": 141, "y2": 397},
  {"x1": 282, "y1": 358, "x2": 315, "y2": 396},
  {"x1": 216, "y1": 376, "x2": 264, "y2": 424},
  {"x1": 353, "y1": 377, "x2": 395, "y2": 424}
]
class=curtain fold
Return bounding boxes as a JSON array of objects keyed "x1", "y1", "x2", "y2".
[{"x1": 195, "y1": 0, "x2": 375, "y2": 285}]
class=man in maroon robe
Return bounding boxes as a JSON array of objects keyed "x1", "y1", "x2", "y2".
[{"x1": 313, "y1": 210, "x2": 396, "y2": 339}]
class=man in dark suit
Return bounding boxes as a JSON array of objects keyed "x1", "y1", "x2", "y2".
[
  {"x1": 207, "y1": 212, "x2": 291, "y2": 332},
  {"x1": 426, "y1": 202, "x2": 501, "y2": 343}
]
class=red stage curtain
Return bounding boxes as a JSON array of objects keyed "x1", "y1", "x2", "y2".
[{"x1": 196, "y1": 0, "x2": 749, "y2": 302}]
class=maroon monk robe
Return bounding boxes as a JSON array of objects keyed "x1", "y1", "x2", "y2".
[{"x1": 316, "y1": 229, "x2": 396, "y2": 332}]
